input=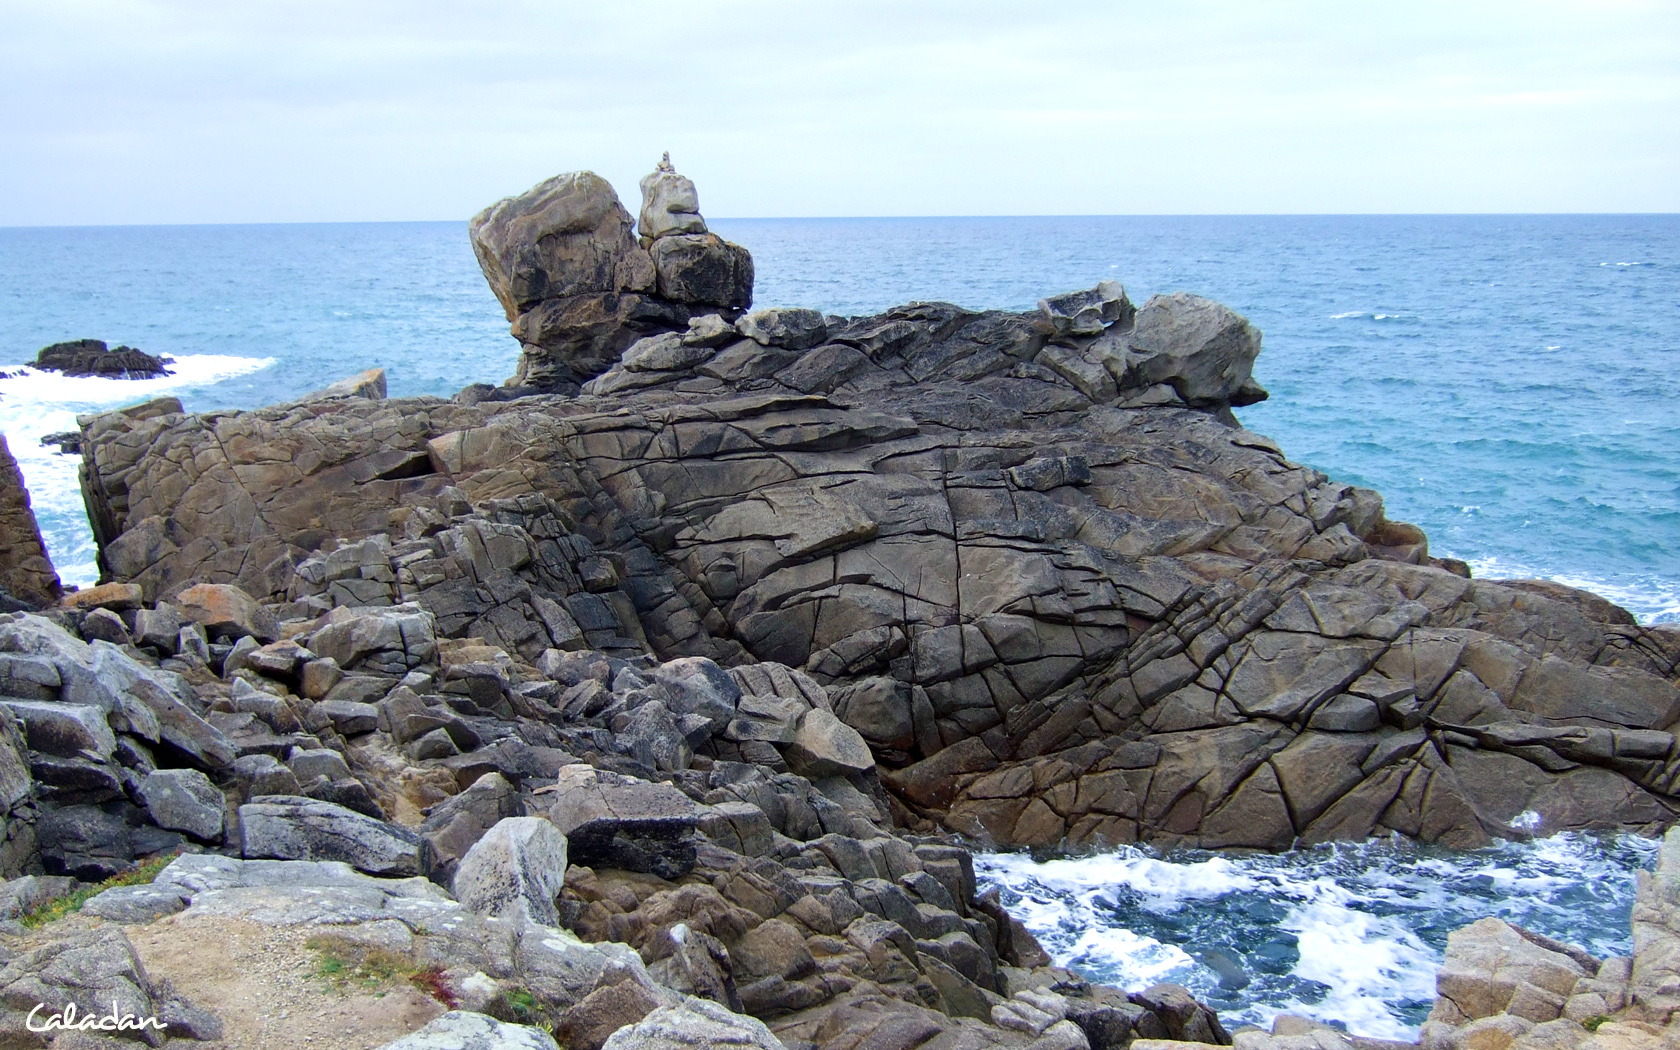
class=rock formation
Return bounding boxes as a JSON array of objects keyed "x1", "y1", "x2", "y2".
[
  {"x1": 0, "y1": 435, "x2": 62, "y2": 610},
  {"x1": 2, "y1": 158, "x2": 1679, "y2": 1050},
  {"x1": 71, "y1": 162, "x2": 1680, "y2": 855},
  {"x1": 470, "y1": 157, "x2": 751, "y2": 391},
  {"x1": 33, "y1": 338, "x2": 173, "y2": 379}
]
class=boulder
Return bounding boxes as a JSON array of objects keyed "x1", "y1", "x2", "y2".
[
  {"x1": 1120, "y1": 292, "x2": 1268, "y2": 407},
  {"x1": 638, "y1": 158, "x2": 707, "y2": 240},
  {"x1": 785, "y1": 708, "x2": 875, "y2": 778},
  {"x1": 649, "y1": 235, "x2": 753, "y2": 310},
  {"x1": 136, "y1": 767, "x2": 225, "y2": 842},
  {"x1": 548, "y1": 764, "x2": 697, "y2": 879},
  {"x1": 0, "y1": 927, "x2": 200, "y2": 1046},
  {"x1": 173, "y1": 583, "x2": 278, "y2": 643},
  {"x1": 453, "y1": 816, "x2": 570, "y2": 926},
  {"x1": 238, "y1": 795, "x2": 427, "y2": 877},
  {"x1": 1039, "y1": 281, "x2": 1133, "y2": 337},
  {"x1": 422, "y1": 772, "x2": 523, "y2": 884},
  {"x1": 599, "y1": 996, "x2": 785, "y2": 1050},
  {"x1": 374, "y1": 1011, "x2": 559, "y2": 1050},
  {"x1": 736, "y1": 307, "x2": 826, "y2": 350},
  {"x1": 301, "y1": 367, "x2": 387, "y2": 402},
  {"x1": 470, "y1": 171, "x2": 654, "y2": 321},
  {"x1": 1, "y1": 700, "x2": 115, "y2": 759},
  {"x1": 0, "y1": 436, "x2": 61, "y2": 608},
  {"x1": 309, "y1": 604, "x2": 438, "y2": 675}
]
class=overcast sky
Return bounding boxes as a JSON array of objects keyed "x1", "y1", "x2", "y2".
[{"x1": 2, "y1": 1, "x2": 1676, "y2": 224}]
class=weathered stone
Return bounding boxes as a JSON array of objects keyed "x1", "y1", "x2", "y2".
[
  {"x1": 0, "y1": 437, "x2": 63, "y2": 609},
  {"x1": 599, "y1": 996, "x2": 784, "y2": 1050},
  {"x1": 137, "y1": 767, "x2": 226, "y2": 841},
  {"x1": 174, "y1": 582, "x2": 278, "y2": 642},
  {"x1": 785, "y1": 708, "x2": 875, "y2": 778},
  {"x1": 453, "y1": 816, "x2": 569, "y2": 926},
  {"x1": 736, "y1": 308, "x2": 826, "y2": 350},
  {"x1": 375, "y1": 1011, "x2": 559, "y2": 1050},
  {"x1": 548, "y1": 764, "x2": 697, "y2": 879},
  {"x1": 239, "y1": 795, "x2": 426, "y2": 877}
]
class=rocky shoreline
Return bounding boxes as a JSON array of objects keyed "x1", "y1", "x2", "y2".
[{"x1": 0, "y1": 159, "x2": 1677, "y2": 1050}]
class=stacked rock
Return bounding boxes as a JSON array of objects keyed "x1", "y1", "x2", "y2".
[{"x1": 469, "y1": 156, "x2": 752, "y2": 390}]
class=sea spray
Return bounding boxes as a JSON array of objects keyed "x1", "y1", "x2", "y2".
[
  {"x1": 976, "y1": 832, "x2": 1659, "y2": 1040},
  {"x1": 0, "y1": 354, "x2": 274, "y2": 585}
]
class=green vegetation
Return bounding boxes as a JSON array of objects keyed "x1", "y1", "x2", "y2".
[
  {"x1": 1582, "y1": 1016, "x2": 1610, "y2": 1033},
  {"x1": 20, "y1": 851, "x2": 179, "y2": 928},
  {"x1": 485, "y1": 986, "x2": 556, "y2": 1033},
  {"x1": 304, "y1": 935, "x2": 457, "y2": 1007}
]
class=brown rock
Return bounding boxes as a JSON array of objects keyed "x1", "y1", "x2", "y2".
[{"x1": 0, "y1": 435, "x2": 61, "y2": 608}]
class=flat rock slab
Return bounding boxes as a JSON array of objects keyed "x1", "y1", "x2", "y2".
[{"x1": 239, "y1": 795, "x2": 428, "y2": 877}]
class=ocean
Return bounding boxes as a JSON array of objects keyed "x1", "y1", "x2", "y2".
[{"x1": 1, "y1": 212, "x2": 1676, "y2": 1035}]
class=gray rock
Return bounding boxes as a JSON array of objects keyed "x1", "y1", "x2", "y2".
[
  {"x1": 309, "y1": 604, "x2": 438, "y2": 675},
  {"x1": 681, "y1": 314, "x2": 737, "y2": 348},
  {"x1": 81, "y1": 607, "x2": 132, "y2": 646},
  {"x1": 0, "y1": 699, "x2": 115, "y2": 759},
  {"x1": 421, "y1": 772, "x2": 522, "y2": 885},
  {"x1": 221, "y1": 634, "x2": 260, "y2": 676},
  {"x1": 621, "y1": 332, "x2": 716, "y2": 374},
  {"x1": 649, "y1": 235, "x2": 753, "y2": 310},
  {"x1": 288, "y1": 748, "x2": 352, "y2": 782},
  {"x1": 638, "y1": 161, "x2": 707, "y2": 240},
  {"x1": 0, "y1": 927, "x2": 174, "y2": 1047},
  {"x1": 548, "y1": 764, "x2": 697, "y2": 879},
  {"x1": 1039, "y1": 280, "x2": 1132, "y2": 337},
  {"x1": 310, "y1": 699, "x2": 380, "y2": 736},
  {"x1": 229, "y1": 753, "x2": 300, "y2": 798},
  {"x1": 599, "y1": 996, "x2": 784, "y2": 1050},
  {"x1": 784, "y1": 708, "x2": 875, "y2": 778},
  {"x1": 1119, "y1": 291, "x2": 1268, "y2": 407},
  {"x1": 37, "y1": 804, "x2": 144, "y2": 879},
  {"x1": 81, "y1": 883, "x2": 189, "y2": 923},
  {"x1": 239, "y1": 795, "x2": 427, "y2": 877},
  {"x1": 619, "y1": 701, "x2": 692, "y2": 772},
  {"x1": 137, "y1": 767, "x2": 226, "y2": 841},
  {"x1": 452, "y1": 816, "x2": 569, "y2": 926},
  {"x1": 471, "y1": 170, "x2": 654, "y2": 320},
  {"x1": 376, "y1": 1011, "x2": 559, "y2": 1050},
  {"x1": 736, "y1": 307, "x2": 826, "y2": 350},
  {"x1": 132, "y1": 605, "x2": 181, "y2": 654}
]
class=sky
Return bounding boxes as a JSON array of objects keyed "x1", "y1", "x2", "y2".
[{"x1": 1, "y1": 1, "x2": 1676, "y2": 224}]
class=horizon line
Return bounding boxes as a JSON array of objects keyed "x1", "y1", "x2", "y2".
[{"x1": 3, "y1": 211, "x2": 1679, "y2": 231}]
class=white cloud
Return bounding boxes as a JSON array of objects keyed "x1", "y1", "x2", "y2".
[{"x1": 0, "y1": 0, "x2": 1675, "y2": 222}]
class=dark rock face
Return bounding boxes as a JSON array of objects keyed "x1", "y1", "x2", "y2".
[
  {"x1": 33, "y1": 339, "x2": 173, "y2": 379},
  {"x1": 0, "y1": 436, "x2": 61, "y2": 609}
]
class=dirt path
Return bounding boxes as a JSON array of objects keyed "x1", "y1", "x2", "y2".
[{"x1": 124, "y1": 915, "x2": 444, "y2": 1050}]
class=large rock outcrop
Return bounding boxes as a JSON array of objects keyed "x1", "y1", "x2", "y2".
[
  {"x1": 0, "y1": 435, "x2": 61, "y2": 609},
  {"x1": 69, "y1": 165, "x2": 1680, "y2": 859},
  {"x1": 470, "y1": 158, "x2": 751, "y2": 391}
]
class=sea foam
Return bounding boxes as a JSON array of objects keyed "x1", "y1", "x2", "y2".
[
  {"x1": 0, "y1": 354, "x2": 274, "y2": 586},
  {"x1": 976, "y1": 833, "x2": 1658, "y2": 1041}
]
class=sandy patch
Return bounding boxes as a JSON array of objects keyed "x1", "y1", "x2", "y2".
[{"x1": 123, "y1": 914, "x2": 445, "y2": 1050}]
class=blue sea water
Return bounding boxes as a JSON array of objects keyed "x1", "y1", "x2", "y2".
[
  {"x1": 0, "y1": 213, "x2": 1677, "y2": 1035},
  {"x1": 1, "y1": 215, "x2": 1675, "y2": 620}
]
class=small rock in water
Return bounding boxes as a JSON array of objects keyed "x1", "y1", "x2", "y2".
[
  {"x1": 39, "y1": 431, "x2": 81, "y2": 455},
  {"x1": 33, "y1": 338, "x2": 173, "y2": 379}
]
